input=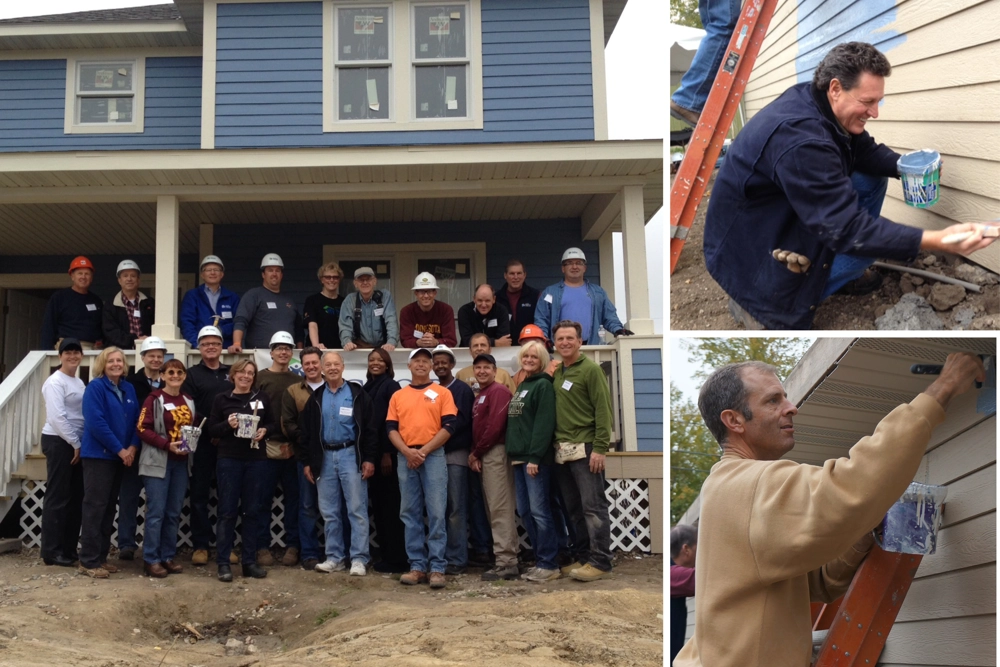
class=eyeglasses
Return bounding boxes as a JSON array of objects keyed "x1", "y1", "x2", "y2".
[
  {"x1": 322, "y1": 275, "x2": 341, "y2": 281},
  {"x1": 563, "y1": 260, "x2": 585, "y2": 267},
  {"x1": 235, "y1": 370, "x2": 255, "y2": 376},
  {"x1": 844, "y1": 89, "x2": 882, "y2": 114},
  {"x1": 199, "y1": 341, "x2": 222, "y2": 348},
  {"x1": 202, "y1": 267, "x2": 222, "y2": 274},
  {"x1": 164, "y1": 370, "x2": 186, "y2": 377}
]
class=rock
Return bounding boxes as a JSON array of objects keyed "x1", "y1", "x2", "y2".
[
  {"x1": 874, "y1": 304, "x2": 891, "y2": 318},
  {"x1": 921, "y1": 255, "x2": 938, "y2": 267},
  {"x1": 969, "y1": 314, "x2": 1000, "y2": 330},
  {"x1": 507, "y1": 641, "x2": 531, "y2": 651},
  {"x1": 875, "y1": 294, "x2": 945, "y2": 330},
  {"x1": 899, "y1": 275, "x2": 915, "y2": 294},
  {"x1": 927, "y1": 283, "x2": 966, "y2": 311},
  {"x1": 954, "y1": 263, "x2": 1000, "y2": 286},
  {"x1": 225, "y1": 638, "x2": 245, "y2": 656},
  {"x1": 910, "y1": 275, "x2": 924, "y2": 286},
  {"x1": 915, "y1": 285, "x2": 931, "y2": 298},
  {"x1": 953, "y1": 306, "x2": 976, "y2": 329}
]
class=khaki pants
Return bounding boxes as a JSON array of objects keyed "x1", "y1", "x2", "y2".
[{"x1": 480, "y1": 444, "x2": 518, "y2": 568}]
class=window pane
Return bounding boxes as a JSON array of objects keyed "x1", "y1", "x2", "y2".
[
  {"x1": 79, "y1": 97, "x2": 134, "y2": 124},
  {"x1": 414, "y1": 5, "x2": 466, "y2": 59},
  {"x1": 338, "y1": 260, "x2": 392, "y2": 297},
  {"x1": 79, "y1": 63, "x2": 133, "y2": 93},
  {"x1": 338, "y1": 67, "x2": 390, "y2": 120},
  {"x1": 417, "y1": 258, "x2": 472, "y2": 314},
  {"x1": 337, "y1": 6, "x2": 390, "y2": 62},
  {"x1": 415, "y1": 65, "x2": 467, "y2": 118}
]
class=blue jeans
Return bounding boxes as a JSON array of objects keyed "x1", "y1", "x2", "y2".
[
  {"x1": 468, "y1": 468, "x2": 492, "y2": 553},
  {"x1": 397, "y1": 448, "x2": 447, "y2": 574},
  {"x1": 316, "y1": 447, "x2": 370, "y2": 565},
  {"x1": 555, "y1": 445, "x2": 613, "y2": 572},
  {"x1": 117, "y1": 458, "x2": 143, "y2": 551},
  {"x1": 672, "y1": 0, "x2": 742, "y2": 113},
  {"x1": 215, "y1": 458, "x2": 268, "y2": 566},
  {"x1": 141, "y1": 459, "x2": 189, "y2": 564},
  {"x1": 258, "y1": 458, "x2": 300, "y2": 550},
  {"x1": 513, "y1": 464, "x2": 559, "y2": 570},
  {"x1": 822, "y1": 172, "x2": 889, "y2": 298},
  {"x1": 297, "y1": 462, "x2": 322, "y2": 561},
  {"x1": 514, "y1": 467, "x2": 537, "y2": 551},
  {"x1": 446, "y1": 463, "x2": 469, "y2": 568}
]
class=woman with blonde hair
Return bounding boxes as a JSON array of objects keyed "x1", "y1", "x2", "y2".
[
  {"x1": 304, "y1": 261, "x2": 345, "y2": 349},
  {"x1": 79, "y1": 346, "x2": 141, "y2": 578}
]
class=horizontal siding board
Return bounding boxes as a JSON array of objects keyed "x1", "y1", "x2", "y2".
[
  {"x1": 482, "y1": 6, "x2": 589, "y2": 21},
  {"x1": 635, "y1": 408, "x2": 663, "y2": 424},
  {"x1": 216, "y1": 59, "x2": 325, "y2": 73},
  {"x1": 483, "y1": 74, "x2": 594, "y2": 87},
  {"x1": 896, "y1": 563, "x2": 995, "y2": 623},
  {"x1": 917, "y1": 512, "x2": 995, "y2": 578},
  {"x1": 880, "y1": 615, "x2": 995, "y2": 665},
  {"x1": 484, "y1": 51, "x2": 592, "y2": 66},
  {"x1": 487, "y1": 84, "x2": 594, "y2": 98},
  {"x1": 484, "y1": 107, "x2": 593, "y2": 121},
  {"x1": 483, "y1": 63, "x2": 592, "y2": 77},
  {"x1": 216, "y1": 70, "x2": 322, "y2": 84},
  {"x1": 484, "y1": 18, "x2": 591, "y2": 32},
  {"x1": 634, "y1": 394, "x2": 662, "y2": 409},
  {"x1": 482, "y1": 29, "x2": 590, "y2": 44},
  {"x1": 632, "y1": 364, "x2": 662, "y2": 381},
  {"x1": 217, "y1": 13, "x2": 325, "y2": 28},
  {"x1": 484, "y1": 95, "x2": 592, "y2": 110},
  {"x1": 216, "y1": 48, "x2": 324, "y2": 61},
  {"x1": 482, "y1": 41, "x2": 591, "y2": 55},
  {"x1": 216, "y1": 27, "x2": 324, "y2": 39}
]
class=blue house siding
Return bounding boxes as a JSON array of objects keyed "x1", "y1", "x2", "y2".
[
  {"x1": 631, "y1": 348, "x2": 663, "y2": 452},
  {"x1": 213, "y1": 0, "x2": 595, "y2": 148},
  {"x1": 0, "y1": 57, "x2": 201, "y2": 152}
]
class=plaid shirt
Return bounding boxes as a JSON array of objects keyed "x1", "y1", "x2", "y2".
[{"x1": 123, "y1": 295, "x2": 143, "y2": 337}]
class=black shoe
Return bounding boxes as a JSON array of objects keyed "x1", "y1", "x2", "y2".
[
  {"x1": 301, "y1": 558, "x2": 319, "y2": 571},
  {"x1": 243, "y1": 563, "x2": 267, "y2": 579},
  {"x1": 834, "y1": 269, "x2": 884, "y2": 296},
  {"x1": 217, "y1": 564, "x2": 233, "y2": 582},
  {"x1": 445, "y1": 564, "x2": 466, "y2": 576},
  {"x1": 373, "y1": 560, "x2": 410, "y2": 574},
  {"x1": 481, "y1": 565, "x2": 519, "y2": 581},
  {"x1": 118, "y1": 548, "x2": 135, "y2": 561},
  {"x1": 43, "y1": 555, "x2": 76, "y2": 567},
  {"x1": 468, "y1": 551, "x2": 493, "y2": 567}
]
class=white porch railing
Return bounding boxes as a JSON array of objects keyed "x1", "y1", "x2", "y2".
[{"x1": 0, "y1": 351, "x2": 51, "y2": 517}]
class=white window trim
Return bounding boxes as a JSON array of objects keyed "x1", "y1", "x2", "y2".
[
  {"x1": 331, "y1": 3, "x2": 395, "y2": 125},
  {"x1": 64, "y1": 53, "x2": 146, "y2": 134},
  {"x1": 323, "y1": 0, "x2": 483, "y2": 133}
]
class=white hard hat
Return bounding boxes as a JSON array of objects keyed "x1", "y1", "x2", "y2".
[
  {"x1": 139, "y1": 336, "x2": 167, "y2": 354},
  {"x1": 260, "y1": 253, "x2": 284, "y2": 269},
  {"x1": 200, "y1": 255, "x2": 225, "y2": 271},
  {"x1": 561, "y1": 247, "x2": 586, "y2": 263},
  {"x1": 197, "y1": 325, "x2": 223, "y2": 341},
  {"x1": 431, "y1": 344, "x2": 455, "y2": 361},
  {"x1": 116, "y1": 259, "x2": 141, "y2": 277},
  {"x1": 269, "y1": 331, "x2": 295, "y2": 348},
  {"x1": 412, "y1": 272, "x2": 439, "y2": 291}
]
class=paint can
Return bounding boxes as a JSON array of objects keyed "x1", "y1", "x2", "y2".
[
  {"x1": 879, "y1": 482, "x2": 948, "y2": 555},
  {"x1": 897, "y1": 149, "x2": 941, "y2": 208}
]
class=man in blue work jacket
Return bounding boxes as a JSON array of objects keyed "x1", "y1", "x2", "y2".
[
  {"x1": 704, "y1": 42, "x2": 996, "y2": 330},
  {"x1": 180, "y1": 255, "x2": 240, "y2": 347}
]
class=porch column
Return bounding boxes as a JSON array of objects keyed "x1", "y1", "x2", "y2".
[
  {"x1": 151, "y1": 196, "x2": 182, "y2": 344},
  {"x1": 598, "y1": 228, "x2": 616, "y2": 306},
  {"x1": 620, "y1": 185, "x2": 653, "y2": 334}
]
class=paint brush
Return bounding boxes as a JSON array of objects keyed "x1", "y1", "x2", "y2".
[{"x1": 941, "y1": 223, "x2": 1000, "y2": 244}]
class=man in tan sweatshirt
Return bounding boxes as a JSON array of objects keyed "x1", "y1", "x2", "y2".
[{"x1": 674, "y1": 353, "x2": 985, "y2": 666}]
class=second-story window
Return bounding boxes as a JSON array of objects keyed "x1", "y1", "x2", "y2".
[
  {"x1": 335, "y1": 6, "x2": 392, "y2": 121},
  {"x1": 412, "y1": 4, "x2": 468, "y2": 118},
  {"x1": 76, "y1": 61, "x2": 137, "y2": 125}
]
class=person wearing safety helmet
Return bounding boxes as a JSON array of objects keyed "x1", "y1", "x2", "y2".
[
  {"x1": 180, "y1": 255, "x2": 240, "y2": 349},
  {"x1": 399, "y1": 272, "x2": 457, "y2": 348},
  {"x1": 495, "y1": 259, "x2": 541, "y2": 341},
  {"x1": 41, "y1": 256, "x2": 104, "y2": 350},
  {"x1": 254, "y1": 331, "x2": 305, "y2": 568},
  {"x1": 534, "y1": 248, "x2": 633, "y2": 345},
  {"x1": 181, "y1": 325, "x2": 233, "y2": 566},
  {"x1": 230, "y1": 253, "x2": 303, "y2": 353},
  {"x1": 511, "y1": 325, "x2": 558, "y2": 387},
  {"x1": 102, "y1": 260, "x2": 155, "y2": 350}
]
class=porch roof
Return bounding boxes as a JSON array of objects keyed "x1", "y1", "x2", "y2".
[{"x1": 0, "y1": 139, "x2": 663, "y2": 256}]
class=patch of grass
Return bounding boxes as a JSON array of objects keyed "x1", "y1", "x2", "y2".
[
  {"x1": 464, "y1": 591, "x2": 479, "y2": 597},
  {"x1": 315, "y1": 607, "x2": 339, "y2": 626},
  {"x1": 490, "y1": 580, "x2": 506, "y2": 587}
]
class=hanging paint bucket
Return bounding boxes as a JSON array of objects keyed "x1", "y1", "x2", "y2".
[
  {"x1": 897, "y1": 149, "x2": 941, "y2": 208},
  {"x1": 879, "y1": 482, "x2": 948, "y2": 555}
]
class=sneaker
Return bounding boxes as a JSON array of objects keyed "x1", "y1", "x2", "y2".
[
  {"x1": 429, "y1": 572, "x2": 446, "y2": 589},
  {"x1": 525, "y1": 567, "x2": 562, "y2": 582},
  {"x1": 301, "y1": 558, "x2": 320, "y2": 571},
  {"x1": 78, "y1": 565, "x2": 109, "y2": 579},
  {"x1": 256, "y1": 549, "x2": 275, "y2": 566},
  {"x1": 560, "y1": 561, "x2": 585, "y2": 576},
  {"x1": 399, "y1": 570, "x2": 428, "y2": 586},
  {"x1": 281, "y1": 547, "x2": 300, "y2": 567},
  {"x1": 217, "y1": 564, "x2": 233, "y2": 582},
  {"x1": 229, "y1": 552, "x2": 239, "y2": 565},
  {"x1": 243, "y1": 563, "x2": 267, "y2": 579},
  {"x1": 444, "y1": 564, "x2": 466, "y2": 575},
  {"x1": 350, "y1": 560, "x2": 367, "y2": 577},
  {"x1": 481, "y1": 565, "x2": 519, "y2": 581},
  {"x1": 118, "y1": 548, "x2": 135, "y2": 561},
  {"x1": 569, "y1": 563, "x2": 609, "y2": 582},
  {"x1": 191, "y1": 549, "x2": 209, "y2": 566},
  {"x1": 315, "y1": 560, "x2": 346, "y2": 573}
]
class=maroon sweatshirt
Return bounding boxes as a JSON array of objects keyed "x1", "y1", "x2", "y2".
[
  {"x1": 399, "y1": 300, "x2": 457, "y2": 347},
  {"x1": 471, "y1": 380, "x2": 512, "y2": 459}
]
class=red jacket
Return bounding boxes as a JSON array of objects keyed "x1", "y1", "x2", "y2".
[
  {"x1": 471, "y1": 380, "x2": 512, "y2": 459},
  {"x1": 399, "y1": 300, "x2": 457, "y2": 347}
]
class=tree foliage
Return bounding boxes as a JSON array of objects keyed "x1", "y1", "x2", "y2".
[
  {"x1": 670, "y1": 0, "x2": 702, "y2": 29},
  {"x1": 670, "y1": 337, "x2": 813, "y2": 525}
]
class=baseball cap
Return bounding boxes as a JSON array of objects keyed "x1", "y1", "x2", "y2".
[
  {"x1": 408, "y1": 348, "x2": 433, "y2": 360},
  {"x1": 58, "y1": 338, "x2": 83, "y2": 353},
  {"x1": 473, "y1": 353, "x2": 497, "y2": 367},
  {"x1": 431, "y1": 344, "x2": 455, "y2": 361},
  {"x1": 354, "y1": 266, "x2": 375, "y2": 278}
]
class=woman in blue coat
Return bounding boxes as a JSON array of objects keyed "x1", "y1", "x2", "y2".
[{"x1": 79, "y1": 346, "x2": 141, "y2": 578}]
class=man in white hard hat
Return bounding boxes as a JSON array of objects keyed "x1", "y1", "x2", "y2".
[
  {"x1": 42, "y1": 256, "x2": 104, "y2": 350},
  {"x1": 534, "y1": 248, "x2": 632, "y2": 345},
  {"x1": 254, "y1": 331, "x2": 305, "y2": 567},
  {"x1": 231, "y1": 253, "x2": 303, "y2": 353},
  {"x1": 117, "y1": 335, "x2": 168, "y2": 561},
  {"x1": 399, "y1": 272, "x2": 457, "y2": 349},
  {"x1": 102, "y1": 259, "x2": 155, "y2": 350},
  {"x1": 181, "y1": 255, "x2": 240, "y2": 349},
  {"x1": 338, "y1": 267, "x2": 399, "y2": 352},
  {"x1": 182, "y1": 326, "x2": 234, "y2": 566}
]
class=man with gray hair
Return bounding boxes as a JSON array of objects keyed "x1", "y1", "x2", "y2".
[
  {"x1": 705, "y1": 42, "x2": 996, "y2": 330},
  {"x1": 674, "y1": 353, "x2": 986, "y2": 666}
]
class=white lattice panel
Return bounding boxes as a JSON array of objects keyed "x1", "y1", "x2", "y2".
[{"x1": 606, "y1": 479, "x2": 652, "y2": 553}]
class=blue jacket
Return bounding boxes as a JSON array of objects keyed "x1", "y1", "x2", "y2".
[
  {"x1": 81, "y1": 375, "x2": 141, "y2": 461},
  {"x1": 704, "y1": 82, "x2": 922, "y2": 329},
  {"x1": 534, "y1": 280, "x2": 623, "y2": 345},
  {"x1": 180, "y1": 285, "x2": 240, "y2": 347}
]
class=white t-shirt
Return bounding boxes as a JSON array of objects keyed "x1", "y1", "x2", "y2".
[{"x1": 41, "y1": 370, "x2": 86, "y2": 448}]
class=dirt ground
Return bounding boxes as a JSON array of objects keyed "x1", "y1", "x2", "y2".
[
  {"x1": 670, "y1": 173, "x2": 1000, "y2": 330},
  {"x1": 0, "y1": 548, "x2": 662, "y2": 667}
]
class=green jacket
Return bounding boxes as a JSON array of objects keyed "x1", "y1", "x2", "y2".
[
  {"x1": 505, "y1": 372, "x2": 556, "y2": 465},
  {"x1": 552, "y1": 355, "x2": 613, "y2": 454}
]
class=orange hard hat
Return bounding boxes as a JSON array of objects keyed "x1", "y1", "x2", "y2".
[
  {"x1": 68, "y1": 256, "x2": 93, "y2": 274},
  {"x1": 518, "y1": 324, "x2": 547, "y2": 342}
]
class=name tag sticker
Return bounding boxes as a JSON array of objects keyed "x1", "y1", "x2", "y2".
[
  {"x1": 266, "y1": 302, "x2": 277, "y2": 309},
  {"x1": 424, "y1": 389, "x2": 438, "y2": 400},
  {"x1": 250, "y1": 401, "x2": 264, "y2": 410},
  {"x1": 561, "y1": 380, "x2": 573, "y2": 391},
  {"x1": 221, "y1": 311, "x2": 232, "y2": 319},
  {"x1": 413, "y1": 330, "x2": 424, "y2": 339},
  {"x1": 339, "y1": 406, "x2": 353, "y2": 417},
  {"x1": 543, "y1": 294, "x2": 553, "y2": 304},
  {"x1": 163, "y1": 403, "x2": 176, "y2": 411},
  {"x1": 374, "y1": 307, "x2": 384, "y2": 316},
  {"x1": 519, "y1": 390, "x2": 528, "y2": 398},
  {"x1": 487, "y1": 319, "x2": 498, "y2": 327},
  {"x1": 133, "y1": 309, "x2": 141, "y2": 318},
  {"x1": 86, "y1": 304, "x2": 98, "y2": 311},
  {"x1": 478, "y1": 396, "x2": 486, "y2": 404}
]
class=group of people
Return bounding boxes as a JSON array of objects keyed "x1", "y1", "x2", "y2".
[{"x1": 41, "y1": 248, "x2": 634, "y2": 357}]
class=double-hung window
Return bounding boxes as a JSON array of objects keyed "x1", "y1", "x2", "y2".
[
  {"x1": 65, "y1": 56, "x2": 145, "y2": 134},
  {"x1": 335, "y1": 6, "x2": 392, "y2": 121},
  {"x1": 412, "y1": 4, "x2": 469, "y2": 119}
]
